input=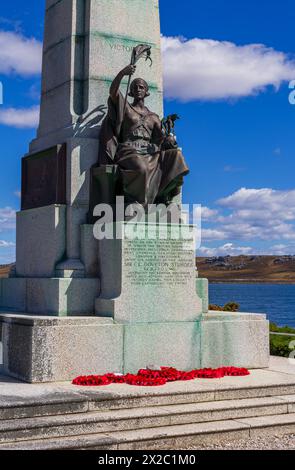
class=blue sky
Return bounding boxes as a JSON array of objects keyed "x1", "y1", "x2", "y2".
[{"x1": 0, "y1": 0, "x2": 295, "y2": 262}]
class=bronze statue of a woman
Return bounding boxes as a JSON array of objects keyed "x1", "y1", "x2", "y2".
[{"x1": 98, "y1": 63, "x2": 189, "y2": 207}]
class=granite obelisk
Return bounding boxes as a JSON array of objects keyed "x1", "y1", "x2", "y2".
[
  {"x1": 31, "y1": 0, "x2": 163, "y2": 278},
  {"x1": 1, "y1": 0, "x2": 165, "y2": 316},
  {"x1": 0, "y1": 0, "x2": 269, "y2": 383}
]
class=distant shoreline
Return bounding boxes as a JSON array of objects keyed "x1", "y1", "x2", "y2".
[
  {"x1": 197, "y1": 255, "x2": 295, "y2": 285},
  {"x1": 2, "y1": 257, "x2": 295, "y2": 285},
  {"x1": 208, "y1": 280, "x2": 295, "y2": 284}
]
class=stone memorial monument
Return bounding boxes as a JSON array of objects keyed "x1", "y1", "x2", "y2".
[{"x1": 0, "y1": 0, "x2": 269, "y2": 383}]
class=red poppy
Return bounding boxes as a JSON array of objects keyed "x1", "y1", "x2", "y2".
[{"x1": 72, "y1": 366, "x2": 250, "y2": 387}]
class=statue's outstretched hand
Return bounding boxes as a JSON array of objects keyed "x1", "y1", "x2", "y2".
[
  {"x1": 110, "y1": 65, "x2": 136, "y2": 100},
  {"x1": 122, "y1": 65, "x2": 136, "y2": 76}
]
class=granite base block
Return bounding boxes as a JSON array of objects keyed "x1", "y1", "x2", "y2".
[
  {"x1": 196, "y1": 278, "x2": 209, "y2": 313},
  {"x1": 80, "y1": 224, "x2": 99, "y2": 278},
  {"x1": 96, "y1": 222, "x2": 202, "y2": 323},
  {"x1": 0, "y1": 311, "x2": 269, "y2": 382},
  {"x1": 200, "y1": 312, "x2": 270, "y2": 369},
  {"x1": 122, "y1": 313, "x2": 269, "y2": 374},
  {"x1": 0, "y1": 277, "x2": 100, "y2": 316},
  {"x1": 16, "y1": 205, "x2": 66, "y2": 278},
  {"x1": 0, "y1": 315, "x2": 122, "y2": 383},
  {"x1": 0, "y1": 278, "x2": 27, "y2": 312},
  {"x1": 123, "y1": 322, "x2": 202, "y2": 373},
  {"x1": 64, "y1": 137, "x2": 99, "y2": 261}
]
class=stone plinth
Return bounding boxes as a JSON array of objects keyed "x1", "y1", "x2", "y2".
[
  {"x1": 123, "y1": 321, "x2": 202, "y2": 373},
  {"x1": 0, "y1": 278, "x2": 100, "y2": 316},
  {"x1": 0, "y1": 315, "x2": 122, "y2": 383},
  {"x1": 123, "y1": 313, "x2": 269, "y2": 374},
  {"x1": 16, "y1": 205, "x2": 66, "y2": 278},
  {"x1": 201, "y1": 312, "x2": 270, "y2": 370},
  {"x1": 196, "y1": 278, "x2": 209, "y2": 313},
  {"x1": 95, "y1": 222, "x2": 203, "y2": 323},
  {"x1": 0, "y1": 311, "x2": 269, "y2": 382},
  {"x1": 80, "y1": 225, "x2": 99, "y2": 278}
]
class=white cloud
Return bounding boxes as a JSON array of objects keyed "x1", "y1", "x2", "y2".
[
  {"x1": 201, "y1": 228, "x2": 226, "y2": 241},
  {"x1": 161, "y1": 36, "x2": 295, "y2": 101},
  {"x1": 0, "y1": 237, "x2": 15, "y2": 264},
  {"x1": 0, "y1": 105, "x2": 39, "y2": 128},
  {"x1": 268, "y1": 244, "x2": 295, "y2": 255},
  {"x1": 198, "y1": 243, "x2": 253, "y2": 257},
  {"x1": 198, "y1": 242, "x2": 295, "y2": 257},
  {"x1": 218, "y1": 188, "x2": 295, "y2": 223},
  {"x1": 27, "y1": 83, "x2": 41, "y2": 101},
  {"x1": 0, "y1": 30, "x2": 42, "y2": 76},
  {"x1": 201, "y1": 188, "x2": 295, "y2": 256},
  {"x1": 0, "y1": 207, "x2": 16, "y2": 231},
  {"x1": 201, "y1": 206, "x2": 218, "y2": 220},
  {"x1": 0, "y1": 240, "x2": 15, "y2": 248}
]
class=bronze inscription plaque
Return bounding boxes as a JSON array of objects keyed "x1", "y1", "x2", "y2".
[{"x1": 21, "y1": 144, "x2": 66, "y2": 211}]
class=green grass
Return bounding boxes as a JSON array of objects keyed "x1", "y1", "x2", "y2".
[
  {"x1": 270, "y1": 322, "x2": 295, "y2": 358},
  {"x1": 270, "y1": 322, "x2": 295, "y2": 334}
]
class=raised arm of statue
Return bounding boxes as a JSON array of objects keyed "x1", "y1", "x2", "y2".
[{"x1": 110, "y1": 64, "x2": 136, "y2": 102}]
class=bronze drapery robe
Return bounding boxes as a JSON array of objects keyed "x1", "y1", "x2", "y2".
[{"x1": 98, "y1": 92, "x2": 189, "y2": 206}]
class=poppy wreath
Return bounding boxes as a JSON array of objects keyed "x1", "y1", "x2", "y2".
[{"x1": 72, "y1": 366, "x2": 250, "y2": 387}]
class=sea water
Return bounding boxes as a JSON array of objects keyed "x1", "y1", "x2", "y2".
[{"x1": 209, "y1": 283, "x2": 295, "y2": 328}]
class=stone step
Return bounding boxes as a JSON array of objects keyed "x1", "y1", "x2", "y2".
[
  {"x1": 2, "y1": 412, "x2": 295, "y2": 450},
  {"x1": 2, "y1": 380, "x2": 295, "y2": 421},
  {"x1": 0, "y1": 397, "x2": 89, "y2": 421},
  {"x1": 0, "y1": 395, "x2": 294, "y2": 444},
  {"x1": 68, "y1": 382, "x2": 295, "y2": 412}
]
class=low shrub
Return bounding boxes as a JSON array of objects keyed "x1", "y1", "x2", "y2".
[
  {"x1": 209, "y1": 302, "x2": 240, "y2": 312},
  {"x1": 270, "y1": 335, "x2": 294, "y2": 358}
]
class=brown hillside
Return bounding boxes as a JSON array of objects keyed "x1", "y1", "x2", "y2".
[
  {"x1": 197, "y1": 255, "x2": 295, "y2": 283},
  {"x1": 0, "y1": 264, "x2": 13, "y2": 278},
  {"x1": 1, "y1": 257, "x2": 295, "y2": 283}
]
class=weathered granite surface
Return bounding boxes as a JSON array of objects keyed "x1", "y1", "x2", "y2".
[
  {"x1": 0, "y1": 0, "x2": 270, "y2": 383},
  {"x1": 0, "y1": 311, "x2": 269, "y2": 382},
  {"x1": 16, "y1": 205, "x2": 66, "y2": 278},
  {"x1": 201, "y1": 312, "x2": 270, "y2": 369},
  {"x1": 80, "y1": 225, "x2": 99, "y2": 278},
  {"x1": 35, "y1": 0, "x2": 163, "y2": 145},
  {"x1": 27, "y1": 0, "x2": 163, "y2": 275},
  {"x1": 95, "y1": 222, "x2": 203, "y2": 323},
  {"x1": 123, "y1": 322, "x2": 202, "y2": 373},
  {"x1": 196, "y1": 278, "x2": 209, "y2": 314},
  {"x1": 0, "y1": 359, "x2": 293, "y2": 401},
  {"x1": 63, "y1": 137, "x2": 99, "y2": 263},
  {"x1": 0, "y1": 315, "x2": 122, "y2": 383},
  {"x1": 0, "y1": 278, "x2": 100, "y2": 316},
  {"x1": 0, "y1": 278, "x2": 27, "y2": 312}
]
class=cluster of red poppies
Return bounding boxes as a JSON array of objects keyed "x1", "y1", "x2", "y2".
[{"x1": 72, "y1": 366, "x2": 250, "y2": 387}]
